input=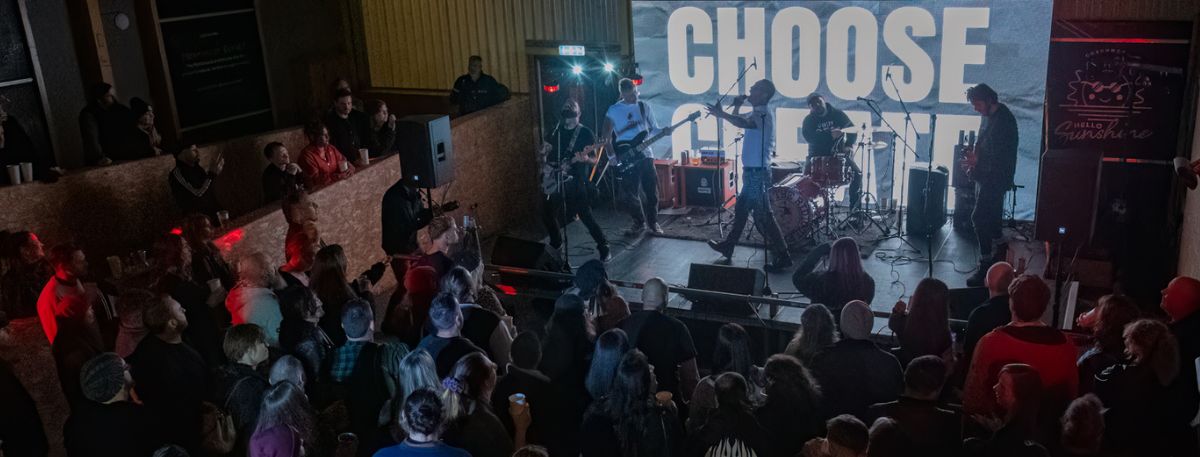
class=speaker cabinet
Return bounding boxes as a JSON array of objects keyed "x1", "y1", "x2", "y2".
[
  {"x1": 906, "y1": 164, "x2": 949, "y2": 235},
  {"x1": 490, "y1": 236, "x2": 566, "y2": 290},
  {"x1": 1034, "y1": 150, "x2": 1101, "y2": 248},
  {"x1": 685, "y1": 263, "x2": 765, "y2": 315},
  {"x1": 397, "y1": 114, "x2": 454, "y2": 188}
]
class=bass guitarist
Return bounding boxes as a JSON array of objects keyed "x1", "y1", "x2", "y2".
[
  {"x1": 541, "y1": 99, "x2": 610, "y2": 261},
  {"x1": 598, "y1": 78, "x2": 671, "y2": 236}
]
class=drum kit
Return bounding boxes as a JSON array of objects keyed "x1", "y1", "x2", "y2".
[{"x1": 769, "y1": 125, "x2": 891, "y2": 245}]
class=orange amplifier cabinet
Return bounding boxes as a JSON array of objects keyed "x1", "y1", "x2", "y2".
[
  {"x1": 653, "y1": 159, "x2": 680, "y2": 209},
  {"x1": 679, "y1": 160, "x2": 736, "y2": 208}
]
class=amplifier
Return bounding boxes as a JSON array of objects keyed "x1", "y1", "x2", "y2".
[
  {"x1": 680, "y1": 161, "x2": 736, "y2": 208},
  {"x1": 699, "y1": 149, "x2": 725, "y2": 165}
]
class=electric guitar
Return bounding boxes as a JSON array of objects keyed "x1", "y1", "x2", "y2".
[
  {"x1": 541, "y1": 144, "x2": 602, "y2": 194},
  {"x1": 960, "y1": 145, "x2": 979, "y2": 179},
  {"x1": 610, "y1": 111, "x2": 701, "y2": 175}
]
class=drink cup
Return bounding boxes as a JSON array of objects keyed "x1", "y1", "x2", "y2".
[
  {"x1": 5, "y1": 165, "x2": 20, "y2": 184},
  {"x1": 19, "y1": 162, "x2": 33, "y2": 182},
  {"x1": 655, "y1": 391, "x2": 673, "y2": 406},
  {"x1": 508, "y1": 393, "x2": 528, "y2": 416},
  {"x1": 339, "y1": 160, "x2": 349, "y2": 172},
  {"x1": 358, "y1": 148, "x2": 369, "y2": 166},
  {"x1": 106, "y1": 255, "x2": 123, "y2": 279},
  {"x1": 334, "y1": 432, "x2": 358, "y2": 457},
  {"x1": 207, "y1": 278, "x2": 222, "y2": 292},
  {"x1": 216, "y1": 210, "x2": 230, "y2": 227}
]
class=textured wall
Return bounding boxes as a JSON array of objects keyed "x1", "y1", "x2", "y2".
[
  {"x1": 1053, "y1": 0, "x2": 1200, "y2": 20},
  {"x1": 360, "y1": 0, "x2": 630, "y2": 92},
  {"x1": 19, "y1": 0, "x2": 87, "y2": 169}
]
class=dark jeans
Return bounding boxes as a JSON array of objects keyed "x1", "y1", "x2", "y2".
[
  {"x1": 542, "y1": 191, "x2": 608, "y2": 249},
  {"x1": 619, "y1": 157, "x2": 658, "y2": 227},
  {"x1": 972, "y1": 181, "x2": 1006, "y2": 261},
  {"x1": 724, "y1": 168, "x2": 788, "y2": 256}
]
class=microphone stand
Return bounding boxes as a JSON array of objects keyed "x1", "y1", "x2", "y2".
[
  {"x1": 861, "y1": 99, "x2": 919, "y2": 253},
  {"x1": 700, "y1": 61, "x2": 755, "y2": 237},
  {"x1": 885, "y1": 69, "x2": 921, "y2": 243},
  {"x1": 923, "y1": 114, "x2": 937, "y2": 278}
]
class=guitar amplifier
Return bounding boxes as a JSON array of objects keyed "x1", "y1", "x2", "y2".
[
  {"x1": 680, "y1": 161, "x2": 736, "y2": 208},
  {"x1": 700, "y1": 149, "x2": 725, "y2": 165},
  {"x1": 952, "y1": 144, "x2": 971, "y2": 188},
  {"x1": 654, "y1": 159, "x2": 680, "y2": 209}
]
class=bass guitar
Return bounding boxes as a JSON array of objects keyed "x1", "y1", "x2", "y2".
[{"x1": 610, "y1": 111, "x2": 700, "y2": 176}]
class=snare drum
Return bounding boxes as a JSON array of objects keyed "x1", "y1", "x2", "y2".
[
  {"x1": 810, "y1": 156, "x2": 847, "y2": 187},
  {"x1": 769, "y1": 173, "x2": 822, "y2": 202}
]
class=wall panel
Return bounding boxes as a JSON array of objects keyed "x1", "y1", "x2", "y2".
[{"x1": 361, "y1": 0, "x2": 630, "y2": 92}]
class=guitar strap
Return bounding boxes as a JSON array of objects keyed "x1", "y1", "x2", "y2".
[{"x1": 638, "y1": 101, "x2": 650, "y2": 135}]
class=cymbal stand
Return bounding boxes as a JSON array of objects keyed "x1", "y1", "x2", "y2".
[{"x1": 838, "y1": 124, "x2": 890, "y2": 235}]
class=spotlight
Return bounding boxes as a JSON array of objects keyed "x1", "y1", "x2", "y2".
[
  {"x1": 571, "y1": 65, "x2": 583, "y2": 75},
  {"x1": 542, "y1": 81, "x2": 560, "y2": 93},
  {"x1": 603, "y1": 62, "x2": 615, "y2": 73},
  {"x1": 631, "y1": 74, "x2": 644, "y2": 86}
]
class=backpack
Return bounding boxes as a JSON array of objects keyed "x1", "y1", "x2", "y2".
[{"x1": 200, "y1": 377, "x2": 249, "y2": 454}]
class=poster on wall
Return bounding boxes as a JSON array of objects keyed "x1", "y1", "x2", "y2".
[{"x1": 631, "y1": 0, "x2": 1053, "y2": 218}]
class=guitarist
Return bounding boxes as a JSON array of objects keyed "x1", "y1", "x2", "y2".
[
  {"x1": 540, "y1": 100, "x2": 610, "y2": 261},
  {"x1": 704, "y1": 79, "x2": 792, "y2": 271},
  {"x1": 598, "y1": 78, "x2": 668, "y2": 236},
  {"x1": 963, "y1": 83, "x2": 1018, "y2": 286}
]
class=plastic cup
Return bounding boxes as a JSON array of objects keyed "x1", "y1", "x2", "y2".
[
  {"x1": 207, "y1": 278, "x2": 222, "y2": 292},
  {"x1": 5, "y1": 165, "x2": 20, "y2": 184},
  {"x1": 655, "y1": 391, "x2": 673, "y2": 406},
  {"x1": 358, "y1": 148, "x2": 369, "y2": 166},
  {"x1": 106, "y1": 255, "x2": 123, "y2": 279},
  {"x1": 216, "y1": 210, "x2": 230, "y2": 227},
  {"x1": 508, "y1": 393, "x2": 528, "y2": 416},
  {"x1": 334, "y1": 432, "x2": 358, "y2": 457},
  {"x1": 19, "y1": 162, "x2": 32, "y2": 182},
  {"x1": 339, "y1": 160, "x2": 349, "y2": 172}
]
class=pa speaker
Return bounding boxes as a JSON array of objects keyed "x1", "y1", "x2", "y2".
[
  {"x1": 490, "y1": 236, "x2": 567, "y2": 290},
  {"x1": 1034, "y1": 149, "x2": 1101, "y2": 249},
  {"x1": 397, "y1": 114, "x2": 454, "y2": 188},
  {"x1": 906, "y1": 164, "x2": 949, "y2": 235},
  {"x1": 685, "y1": 263, "x2": 765, "y2": 315}
]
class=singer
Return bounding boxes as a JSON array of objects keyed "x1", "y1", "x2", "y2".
[
  {"x1": 802, "y1": 93, "x2": 862, "y2": 209},
  {"x1": 705, "y1": 79, "x2": 792, "y2": 271}
]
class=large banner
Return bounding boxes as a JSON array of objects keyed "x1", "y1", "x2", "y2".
[{"x1": 632, "y1": 0, "x2": 1053, "y2": 218}]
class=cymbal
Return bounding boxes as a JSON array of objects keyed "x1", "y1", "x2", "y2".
[{"x1": 870, "y1": 141, "x2": 889, "y2": 150}]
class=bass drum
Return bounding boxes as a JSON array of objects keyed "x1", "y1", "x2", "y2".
[{"x1": 769, "y1": 174, "x2": 825, "y2": 244}]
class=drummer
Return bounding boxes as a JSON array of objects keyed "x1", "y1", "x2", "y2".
[{"x1": 802, "y1": 93, "x2": 861, "y2": 210}]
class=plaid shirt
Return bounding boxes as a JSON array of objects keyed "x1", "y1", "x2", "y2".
[{"x1": 330, "y1": 340, "x2": 367, "y2": 382}]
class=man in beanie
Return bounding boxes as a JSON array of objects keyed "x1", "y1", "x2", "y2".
[
  {"x1": 417, "y1": 292, "x2": 483, "y2": 377},
  {"x1": 0, "y1": 311, "x2": 50, "y2": 456},
  {"x1": 63, "y1": 352, "x2": 161, "y2": 457},
  {"x1": 51, "y1": 290, "x2": 105, "y2": 410},
  {"x1": 963, "y1": 274, "x2": 1078, "y2": 425},
  {"x1": 810, "y1": 300, "x2": 903, "y2": 418},
  {"x1": 619, "y1": 275, "x2": 699, "y2": 404}
]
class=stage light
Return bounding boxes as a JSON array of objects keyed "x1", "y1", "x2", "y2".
[
  {"x1": 571, "y1": 64, "x2": 583, "y2": 75},
  {"x1": 603, "y1": 62, "x2": 615, "y2": 73},
  {"x1": 631, "y1": 74, "x2": 644, "y2": 86},
  {"x1": 542, "y1": 82, "x2": 560, "y2": 93}
]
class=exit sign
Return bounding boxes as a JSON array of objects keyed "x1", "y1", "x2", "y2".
[{"x1": 558, "y1": 45, "x2": 585, "y2": 56}]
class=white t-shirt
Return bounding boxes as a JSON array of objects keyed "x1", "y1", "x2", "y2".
[
  {"x1": 740, "y1": 105, "x2": 773, "y2": 168},
  {"x1": 605, "y1": 100, "x2": 659, "y2": 142}
]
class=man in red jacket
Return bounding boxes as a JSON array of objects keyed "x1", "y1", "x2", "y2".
[{"x1": 963, "y1": 275, "x2": 1079, "y2": 421}]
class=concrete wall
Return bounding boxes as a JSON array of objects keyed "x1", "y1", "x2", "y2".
[{"x1": 20, "y1": 0, "x2": 87, "y2": 169}]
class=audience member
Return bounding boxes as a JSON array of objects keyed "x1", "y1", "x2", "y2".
[
  {"x1": 366, "y1": 99, "x2": 398, "y2": 158},
  {"x1": 1095, "y1": 319, "x2": 1179, "y2": 455},
  {"x1": 168, "y1": 145, "x2": 224, "y2": 218},
  {"x1": 619, "y1": 275, "x2": 699, "y2": 403},
  {"x1": 493, "y1": 332, "x2": 557, "y2": 452},
  {"x1": 865, "y1": 355, "x2": 960, "y2": 457},
  {"x1": 51, "y1": 287, "x2": 104, "y2": 409},
  {"x1": 277, "y1": 285, "x2": 333, "y2": 393},
  {"x1": 127, "y1": 292, "x2": 210, "y2": 453},
  {"x1": 227, "y1": 252, "x2": 284, "y2": 346},
  {"x1": 330, "y1": 78, "x2": 364, "y2": 110},
  {"x1": 441, "y1": 266, "x2": 513, "y2": 366},
  {"x1": 64, "y1": 352, "x2": 159, "y2": 456},
  {"x1": 374, "y1": 388, "x2": 470, "y2": 457},
  {"x1": 380, "y1": 347, "x2": 438, "y2": 442},
  {"x1": 381, "y1": 179, "x2": 434, "y2": 294},
  {"x1": 250, "y1": 382, "x2": 318, "y2": 457},
  {"x1": 585, "y1": 328, "x2": 630, "y2": 400},
  {"x1": 962, "y1": 262, "x2": 1017, "y2": 379},
  {"x1": 1060, "y1": 394, "x2": 1105, "y2": 457},
  {"x1": 1159, "y1": 275, "x2": 1200, "y2": 455},
  {"x1": 181, "y1": 214, "x2": 235, "y2": 290},
  {"x1": 324, "y1": 88, "x2": 371, "y2": 165},
  {"x1": 450, "y1": 55, "x2": 510, "y2": 115},
  {"x1": 1076, "y1": 294, "x2": 1139, "y2": 393},
  {"x1": 312, "y1": 244, "x2": 376, "y2": 345},
  {"x1": 687, "y1": 372, "x2": 773, "y2": 456},
  {"x1": 418, "y1": 293, "x2": 484, "y2": 377},
  {"x1": 865, "y1": 417, "x2": 906, "y2": 457},
  {"x1": 299, "y1": 120, "x2": 354, "y2": 188},
  {"x1": 152, "y1": 234, "x2": 225, "y2": 367},
  {"x1": 262, "y1": 142, "x2": 303, "y2": 203},
  {"x1": 416, "y1": 216, "x2": 459, "y2": 280},
  {"x1": 756, "y1": 354, "x2": 825, "y2": 457},
  {"x1": 802, "y1": 414, "x2": 870, "y2": 457},
  {"x1": 810, "y1": 300, "x2": 903, "y2": 419},
  {"x1": 963, "y1": 364, "x2": 1050, "y2": 457},
  {"x1": 282, "y1": 190, "x2": 320, "y2": 239},
  {"x1": 573, "y1": 260, "x2": 626, "y2": 331},
  {"x1": 1, "y1": 231, "x2": 51, "y2": 318},
  {"x1": 712, "y1": 323, "x2": 760, "y2": 392},
  {"x1": 580, "y1": 350, "x2": 682, "y2": 457},
  {"x1": 385, "y1": 265, "x2": 438, "y2": 346},
  {"x1": 792, "y1": 237, "x2": 876, "y2": 316},
  {"x1": 214, "y1": 324, "x2": 272, "y2": 455},
  {"x1": 539, "y1": 294, "x2": 594, "y2": 455},
  {"x1": 889, "y1": 277, "x2": 953, "y2": 365},
  {"x1": 334, "y1": 298, "x2": 390, "y2": 456},
  {"x1": 964, "y1": 275, "x2": 1078, "y2": 423},
  {"x1": 0, "y1": 98, "x2": 59, "y2": 182},
  {"x1": 442, "y1": 352, "x2": 517, "y2": 457},
  {"x1": 269, "y1": 354, "x2": 307, "y2": 390},
  {"x1": 279, "y1": 229, "x2": 319, "y2": 288},
  {"x1": 114, "y1": 288, "x2": 155, "y2": 358},
  {"x1": 785, "y1": 303, "x2": 838, "y2": 365},
  {"x1": 37, "y1": 243, "x2": 90, "y2": 343},
  {"x1": 511, "y1": 445, "x2": 549, "y2": 457},
  {"x1": 78, "y1": 81, "x2": 130, "y2": 166},
  {"x1": 0, "y1": 311, "x2": 50, "y2": 457},
  {"x1": 127, "y1": 97, "x2": 163, "y2": 158}
]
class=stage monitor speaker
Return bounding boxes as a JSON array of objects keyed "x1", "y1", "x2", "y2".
[
  {"x1": 1034, "y1": 149, "x2": 1101, "y2": 248},
  {"x1": 397, "y1": 114, "x2": 454, "y2": 188},
  {"x1": 947, "y1": 287, "x2": 990, "y2": 321},
  {"x1": 685, "y1": 263, "x2": 765, "y2": 315},
  {"x1": 906, "y1": 164, "x2": 949, "y2": 235},
  {"x1": 490, "y1": 236, "x2": 567, "y2": 290}
]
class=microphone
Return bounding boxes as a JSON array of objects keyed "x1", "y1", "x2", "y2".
[
  {"x1": 750, "y1": 57, "x2": 758, "y2": 69},
  {"x1": 857, "y1": 96, "x2": 877, "y2": 103},
  {"x1": 885, "y1": 65, "x2": 893, "y2": 80}
]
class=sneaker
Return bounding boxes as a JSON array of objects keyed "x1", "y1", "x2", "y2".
[
  {"x1": 597, "y1": 245, "x2": 612, "y2": 262},
  {"x1": 650, "y1": 223, "x2": 664, "y2": 235},
  {"x1": 765, "y1": 254, "x2": 794, "y2": 272},
  {"x1": 707, "y1": 240, "x2": 734, "y2": 259},
  {"x1": 624, "y1": 222, "x2": 645, "y2": 237}
]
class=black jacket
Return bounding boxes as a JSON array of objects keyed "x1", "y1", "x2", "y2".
[
  {"x1": 794, "y1": 270, "x2": 875, "y2": 317},
  {"x1": 450, "y1": 73, "x2": 509, "y2": 115},
  {"x1": 973, "y1": 103, "x2": 1019, "y2": 187},
  {"x1": 279, "y1": 319, "x2": 334, "y2": 389},
  {"x1": 0, "y1": 258, "x2": 52, "y2": 318},
  {"x1": 491, "y1": 366, "x2": 555, "y2": 450},
  {"x1": 168, "y1": 159, "x2": 220, "y2": 217},
  {"x1": 865, "y1": 397, "x2": 961, "y2": 457},
  {"x1": 381, "y1": 181, "x2": 433, "y2": 256},
  {"x1": 324, "y1": 109, "x2": 371, "y2": 163},
  {"x1": 1, "y1": 116, "x2": 56, "y2": 183},
  {"x1": 367, "y1": 122, "x2": 397, "y2": 158},
  {"x1": 64, "y1": 400, "x2": 160, "y2": 457},
  {"x1": 0, "y1": 359, "x2": 48, "y2": 457},
  {"x1": 79, "y1": 102, "x2": 132, "y2": 165},
  {"x1": 686, "y1": 410, "x2": 772, "y2": 457},
  {"x1": 212, "y1": 363, "x2": 271, "y2": 446},
  {"x1": 52, "y1": 318, "x2": 105, "y2": 410},
  {"x1": 127, "y1": 335, "x2": 210, "y2": 453},
  {"x1": 343, "y1": 342, "x2": 389, "y2": 457},
  {"x1": 810, "y1": 339, "x2": 903, "y2": 419},
  {"x1": 262, "y1": 164, "x2": 301, "y2": 203}
]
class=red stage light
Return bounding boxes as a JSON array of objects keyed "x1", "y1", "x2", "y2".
[
  {"x1": 632, "y1": 77, "x2": 644, "y2": 86},
  {"x1": 213, "y1": 228, "x2": 246, "y2": 254},
  {"x1": 169, "y1": 227, "x2": 183, "y2": 235},
  {"x1": 496, "y1": 284, "x2": 518, "y2": 296},
  {"x1": 543, "y1": 83, "x2": 560, "y2": 93}
]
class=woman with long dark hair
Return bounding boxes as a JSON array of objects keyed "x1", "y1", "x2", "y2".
[
  {"x1": 755, "y1": 354, "x2": 824, "y2": 457},
  {"x1": 888, "y1": 277, "x2": 953, "y2": 365},
  {"x1": 690, "y1": 323, "x2": 763, "y2": 430},
  {"x1": 585, "y1": 328, "x2": 630, "y2": 400},
  {"x1": 309, "y1": 244, "x2": 375, "y2": 345},
  {"x1": 581, "y1": 350, "x2": 682, "y2": 457},
  {"x1": 440, "y1": 266, "x2": 513, "y2": 367},
  {"x1": 249, "y1": 382, "x2": 318, "y2": 457},
  {"x1": 1076, "y1": 294, "x2": 1139, "y2": 393},
  {"x1": 441, "y1": 353, "x2": 517, "y2": 457},
  {"x1": 963, "y1": 363, "x2": 1048, "y2": 456},
  {"x1": 686, "y1": 372, "x2": 772, "y2": 457},
  {"x1": 785, "y1": 304, "x2": 838, "y2": 365},
  {"x1": 792, "y1": 237, "x2": 875, "y2": 316}
]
